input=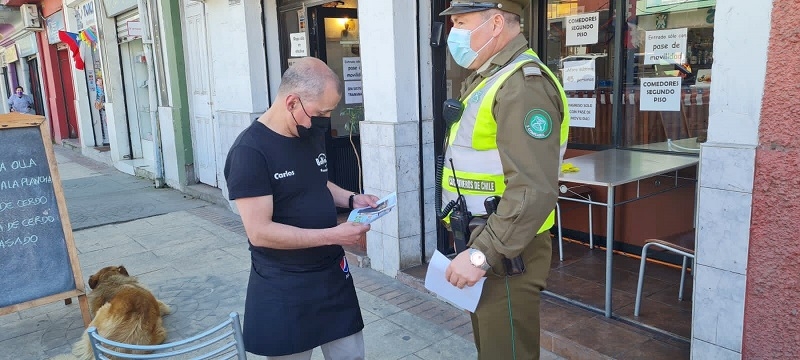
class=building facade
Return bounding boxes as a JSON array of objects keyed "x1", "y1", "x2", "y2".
[{"x1": 4, "y1": 0, "x2": 792, "y2": 357}]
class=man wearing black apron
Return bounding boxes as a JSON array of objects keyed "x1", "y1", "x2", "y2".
[{"x1": 224, "y1": 57, "x2": 378, "y2": 359}]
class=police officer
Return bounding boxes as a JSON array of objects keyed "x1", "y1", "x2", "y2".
[{"x1": 439, "y1": 1, "x2": 570, "y2": 359}]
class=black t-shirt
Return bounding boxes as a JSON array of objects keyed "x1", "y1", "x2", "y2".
[{"x1": 224, "y1": 121, "x2": 340, "y2": 267}]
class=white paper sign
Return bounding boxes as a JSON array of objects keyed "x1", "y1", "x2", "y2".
[
  {"x1": 290, "y1": 32, "x2": 307, "y2": 57},
  {"x1": 565, "y1": 12, "x2": 599, "y2": 46},
  {"x1": 127, "y1": 21, "x2": 142, "y2": 37},
  {"x1": 562, "y1": 60, "x2": 596, "y2": 91},
  {"x1": 640, "y1": 77, "x2": 682, "y2": 111},
  {"x1": 568, "y1": 98, "x2": 596, "y2": 128},
  {"x1": 343, "y1": 57, "x2": 361, "y2": 80},
  {"x1": 644, "y1": 28, "x2": 687, "y2": 65},
  {"x1": 345, "y1": 80, "x2": 363, "y2": 104}
]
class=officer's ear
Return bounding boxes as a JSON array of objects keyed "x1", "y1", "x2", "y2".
[{"x1": 490, "y1": 13, "x2": 505, "y2": 36}]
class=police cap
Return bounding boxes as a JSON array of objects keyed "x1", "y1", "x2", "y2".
[{"x1": 439, "y1": 1, "x2": 526, "y2": 17}]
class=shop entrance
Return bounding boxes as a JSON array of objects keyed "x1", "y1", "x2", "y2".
[
  {"x1": 25, "y1": 56, "x2": 44, "y2": 116},
  {"x1": 56, "y1": 49, "x2": 79, "y2": 139},
  {"x1": 278, "y1": 1, "x2": 363, "y2": 196},
  {"x1": 119, "y1": 38, "x2": 154, "y2": 162}
]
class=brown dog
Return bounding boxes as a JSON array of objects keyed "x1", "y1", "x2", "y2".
[{"x1": 71, "y1": 265, "x2": 171, "y2": 360}]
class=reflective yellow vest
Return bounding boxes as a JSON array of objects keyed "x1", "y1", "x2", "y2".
[{"x1": 442, "y1": 49, "x2": 570, "y2": 235}]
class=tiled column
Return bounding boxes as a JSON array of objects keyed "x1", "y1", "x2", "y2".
[
  {"x1": 691, "y1": 0, "x2": 773, "y2": 358},
  {"x1": 358, "y1": 1, "x2": 434, "y2": 277}
]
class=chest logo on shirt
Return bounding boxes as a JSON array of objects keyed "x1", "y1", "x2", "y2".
[
  {"x1": 316, "y1": 153, "x2": 328, "y2": 173},
  {"x1": 340, "y1": 256, "x2": 350, "y2": 279},
  {"x1": 273, "y1": 170, "x2": 295, "y2": 179}
]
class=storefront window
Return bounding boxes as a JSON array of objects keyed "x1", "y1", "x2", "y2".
[
  {"x1": 622, "y1": 0, "x2": 713, "y2": 152},
  {"x1": 546, "y1": 0, "x2": 614, "y2": 146},
  {"x1": 543, "y1": 0, "x2": 713, "y2": 153}
]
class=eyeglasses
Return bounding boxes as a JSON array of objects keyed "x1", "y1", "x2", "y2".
[{"x1": 449, "y1": 1, "x2": 502, "y2": 10}]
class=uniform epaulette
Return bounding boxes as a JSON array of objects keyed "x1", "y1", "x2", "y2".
[{"x1": 522, "y1": 64, "x2": 542, "y2": 77}]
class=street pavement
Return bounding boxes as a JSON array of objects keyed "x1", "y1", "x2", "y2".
[{"x1": 0, "y1": 145, "x2": 562, "y2": 360}]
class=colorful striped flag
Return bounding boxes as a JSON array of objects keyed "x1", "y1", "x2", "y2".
[{"x1": 84, "y1": 27, "x2": 99, "y2": 44}]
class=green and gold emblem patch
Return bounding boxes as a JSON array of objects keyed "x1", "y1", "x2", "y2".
[{"x1": 524, "y1": 109, "x2": 552, "y2": 139}]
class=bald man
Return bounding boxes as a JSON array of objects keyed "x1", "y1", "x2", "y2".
[{"x1": 224, "y1": 57, "x2": 379, "y2": 360}]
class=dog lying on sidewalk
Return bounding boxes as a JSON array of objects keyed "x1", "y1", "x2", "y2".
[{"x1": 55, "y1": 265, "x2": 171, "y2": 360}]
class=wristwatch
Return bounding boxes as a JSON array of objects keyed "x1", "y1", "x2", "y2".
[{"x1": 469, "y1": 248, "x2": 491, "y2": 271}]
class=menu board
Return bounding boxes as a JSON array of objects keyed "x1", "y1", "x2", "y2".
[{"x1": 0, "y1": 114, "x2": 89, "y2": 325}]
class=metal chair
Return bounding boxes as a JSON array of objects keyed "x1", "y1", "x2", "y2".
[
  {"x1": 555, "y1": 184, "x2": 594, "y2": 261},
  {"x1": 87, "y1": 312, "x2": 246, "y2": 360},
  {"x1": 634, "y1": 239, "x2": 695, "y2": 316}
]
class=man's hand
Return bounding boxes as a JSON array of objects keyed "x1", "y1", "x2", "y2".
[
  {"x1": 445, "y1": 250, "x2": 486, "y2": 289},
  {"x1": 352, "y1": 194, "x2": 379, "y2": 208},
  {"x1": 331, "y1": 222, "x2": 370, "y2": 246}
]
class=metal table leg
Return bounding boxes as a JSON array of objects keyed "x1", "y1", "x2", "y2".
[{"x1": 605, "y1": 185, "x2": 615, "y2": 317}]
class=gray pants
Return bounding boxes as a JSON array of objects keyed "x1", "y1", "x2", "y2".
[{"x1": 266, "y1": 331, "x2": 365, "y2": 360}]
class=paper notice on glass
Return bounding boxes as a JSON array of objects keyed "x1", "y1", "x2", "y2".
[
  {"x1": 347, "y1": 192, "x2": 396, "y2": 224},
  {"x1": 644, "y1": 28, "x2": 687, "y2": 65},
  {"x1": 640, "y1": 77, "x2": 681, "y2": 111},
  {"x1": 565, "y1": 12, "x2": 599, "y2": 46},
  {"x1": 562, "y1": 60, "x2": 596, "y2": 91},
  {"x1": 344, "y1": 80, "x2": 363, "y2": 104},
  {"x1": 424, "y1": 251, "x2": 486, "y2": 313},
  {"x1": 290, "y1": 32, "x2": 308, "y2": 57},
  {"x1": 567, "y1": 97, "x2": 596, "y2": 128}
]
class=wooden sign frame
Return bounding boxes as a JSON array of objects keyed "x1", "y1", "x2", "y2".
[{"x1": 0, "y1": 113, "x2": 90, "y2": 326}]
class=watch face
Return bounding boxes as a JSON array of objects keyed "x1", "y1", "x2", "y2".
[{"x1": 470, "y1": 251, "x2": 486, "y2": 266}]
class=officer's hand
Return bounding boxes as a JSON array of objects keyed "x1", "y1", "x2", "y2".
[
  {"x1": 332, "y1": 222, "x2": 370, "y2": 246},
  {"x1": 352, "y1": 194, "x2": 380, "y2": 208},
  {"x1": 445, "y1": 251, "x2": 486, "y2": 289}
]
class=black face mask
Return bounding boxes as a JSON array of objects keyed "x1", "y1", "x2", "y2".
[{"x1": 292, "y1": 98, "x2": 330, "y2": 139}]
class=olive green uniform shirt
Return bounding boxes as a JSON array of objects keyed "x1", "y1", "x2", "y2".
[{"x1": 462, "y1": 33, "x2": 564, "y2": 270}]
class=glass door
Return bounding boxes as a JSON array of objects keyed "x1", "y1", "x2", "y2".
[{"x1": 307, "y1": 5, "x2": 363, "y2": 195}]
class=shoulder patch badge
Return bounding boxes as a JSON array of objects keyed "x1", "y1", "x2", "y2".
[{"x1": 524, "y1": 109, "x2": 552, "y2": 139}]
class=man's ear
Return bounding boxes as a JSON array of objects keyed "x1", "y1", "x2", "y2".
[{"x1": 284, "y1": 94, "x2": 298, "y2": 111}]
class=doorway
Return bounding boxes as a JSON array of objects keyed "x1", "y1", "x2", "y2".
[
  {"x1": 184, "y1": 2, "x2": 218, "y2": 186},
  {"x1": 57, "y1": 49, "x2": 79, "y2": 139},
  {"x1": 119, "y1": 39, "x2": 153, "y2": 162},
  {"x1": 279, "y1": 4, "x2": 363, "y2": 195},
  {"x1": 26, "y1": 56, "x2": 44, "y2": 116}
]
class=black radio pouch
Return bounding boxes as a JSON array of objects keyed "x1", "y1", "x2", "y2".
[
  {"x1": 502, "y1": 256, "x2": 526, "y2": 276},
  {"x1": 450, "y1": 208, "x2": 471, "y2": 253}
]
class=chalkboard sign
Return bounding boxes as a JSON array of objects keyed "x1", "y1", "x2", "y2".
[{"x1": 0, "y1": 114, "x2": 89, "y2": 325}]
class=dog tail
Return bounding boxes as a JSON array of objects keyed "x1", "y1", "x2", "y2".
[
  {"x1": 70, "y1": 331, "x2": 95, "y2": 360},
  {"x1": 158, "y1": 300, "x2": 172, "y2": 315}
]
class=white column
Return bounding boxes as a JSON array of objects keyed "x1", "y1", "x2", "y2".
[
  {"x1": 692, "y1": 0, "x2": 773, "y2": 358},
  {"x1": 204, "y1": 0, "x2": 268, "y2": 196},
  {"x1": 359, "y1": 0, "x2": 434, "y2": 277}
]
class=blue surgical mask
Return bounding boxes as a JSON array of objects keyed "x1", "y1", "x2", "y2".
[{"x1": 447, "y1": 17, "x2": 496, "y2": 68}]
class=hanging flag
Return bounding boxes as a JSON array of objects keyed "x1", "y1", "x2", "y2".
[
  {"x1": 84, "y1": 26, "x2": 99, "y2": 44},
  {"x1": 58, "y1": 30, "x2": 84, "y2": 70}
]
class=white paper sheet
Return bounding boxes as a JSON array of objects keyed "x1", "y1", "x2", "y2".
[{"x1": 424, "y1": 251, "x2": 485, "y2": 312}]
